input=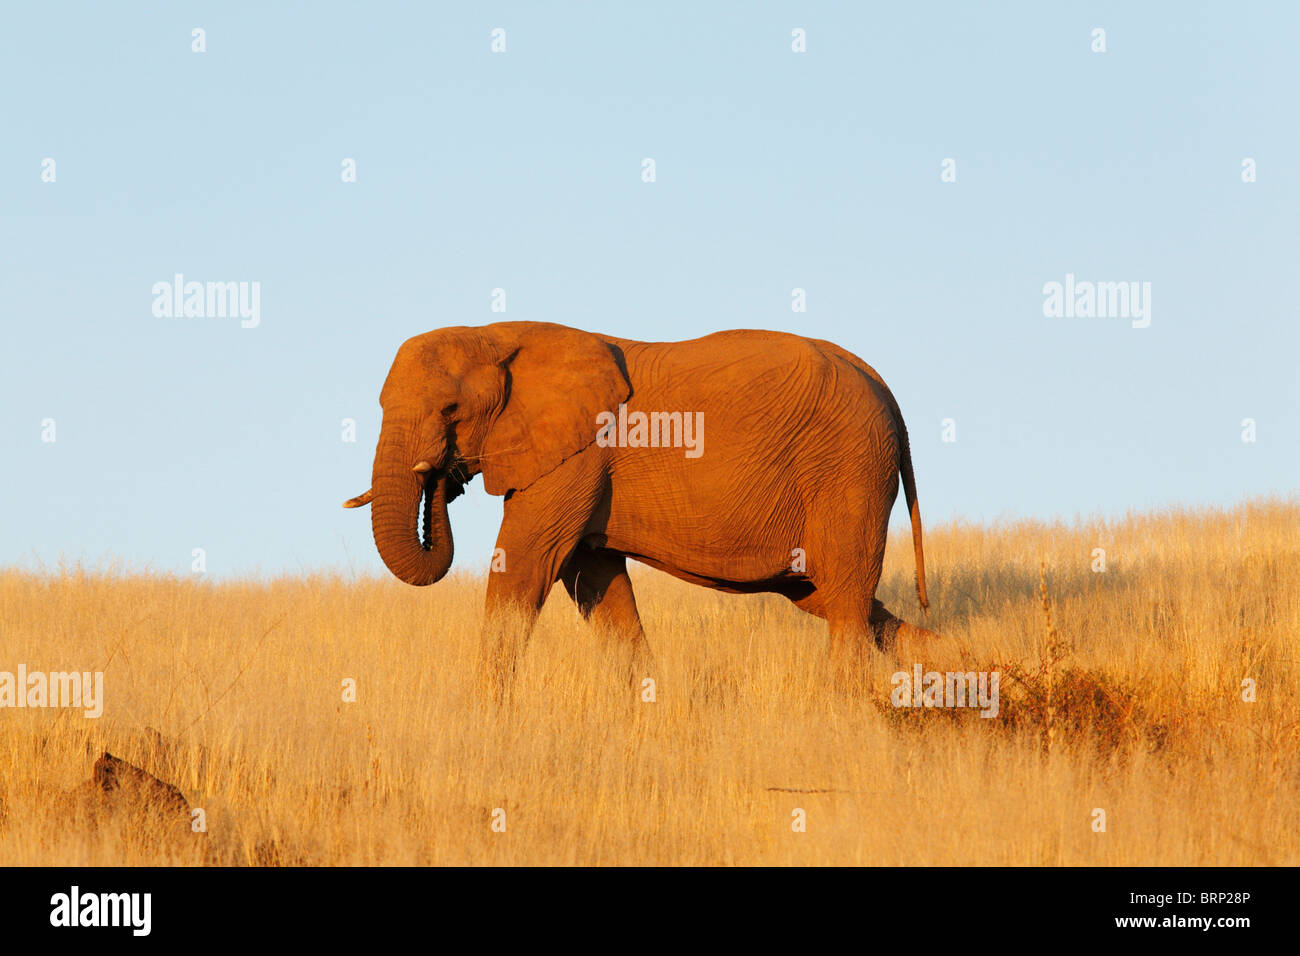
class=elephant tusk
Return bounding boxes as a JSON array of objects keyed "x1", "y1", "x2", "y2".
[
  {"x1": 342, "y1": 489, "x2": 374, "y2": 509},
  {"x1": 412, "y1": 461, "x2": 433, "y2": 474}
]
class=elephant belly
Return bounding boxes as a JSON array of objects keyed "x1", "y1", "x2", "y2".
[{"x1": 595, "y1": 460, "x2": 810, "y2": 590}]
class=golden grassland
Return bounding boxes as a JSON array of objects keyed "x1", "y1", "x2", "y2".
[{"x1": 1, "y1": 497, "x2": 1297, "y2": 866}]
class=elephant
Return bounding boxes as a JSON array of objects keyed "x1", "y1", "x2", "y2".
[{"x1": 344, "y1": 321, "x2": 933, "y2": 697}]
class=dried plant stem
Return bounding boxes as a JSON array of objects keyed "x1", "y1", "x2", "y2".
[{"x1": 1040, "y1": 562, "x2": 1058, "y2": 757}]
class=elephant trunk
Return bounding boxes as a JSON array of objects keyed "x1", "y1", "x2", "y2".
[{"x1": 370, "y1": 428, "x2": 454, "y2": 586}]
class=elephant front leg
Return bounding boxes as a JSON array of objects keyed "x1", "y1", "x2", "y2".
[
  {"x1": 477, "y1": 459, "x2": 607, "y2": 703},
  {"x1": 478, "y1": 576, "x2": 545, "y2": 705},
  {"x1": 478, "y1": 550, "x2": 568, "y2": 704},
  {"x1": 560, "y1": 546, "x2": 654, "y2": 688}
]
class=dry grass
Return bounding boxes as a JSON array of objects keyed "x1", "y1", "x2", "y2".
[{"x1": 1, "y1": 497, "x2": 1297, "y2": 865}]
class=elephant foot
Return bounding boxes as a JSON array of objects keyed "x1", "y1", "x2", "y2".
[
  {"x1": 890, "y1": 621, "x2": 944, "y2": 663},
  {"x1": 475, "y1": 652, "x2": 517, "y2": 706},
  {"x1": 624, "y1": 658, "x2": 656, "y2": 696},
  {"x1": 875, "y1": 619, "x2": 941, "y2": 655},
  {"x1": 898, "y1": 621, "x2": 941, "y2": 642}
]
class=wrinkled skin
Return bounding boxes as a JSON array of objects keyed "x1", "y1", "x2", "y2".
[{"x1": 345, "y1": 322, "x2": 935, "y2": 699}]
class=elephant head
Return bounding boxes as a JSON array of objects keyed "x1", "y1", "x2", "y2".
[{"x1": 343, "y1": 323, "x2": 632, "y2": 586}]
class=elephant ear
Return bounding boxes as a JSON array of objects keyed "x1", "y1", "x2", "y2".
[{"x1": 480, "y1": 325, "x2": 631, "y2": 497}]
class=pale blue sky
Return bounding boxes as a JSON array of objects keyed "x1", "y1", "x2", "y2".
[{"x1": 2, "y1": 2, "x2": 1296, "y2": 579}]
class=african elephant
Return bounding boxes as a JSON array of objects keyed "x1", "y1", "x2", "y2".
[{"x1": 344, "y1": 321, "x2": 932, "y2": 697}]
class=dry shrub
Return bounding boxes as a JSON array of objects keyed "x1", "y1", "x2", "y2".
[{"x1": 999, "y1": 662, "x2": 1173, "y2": 760}]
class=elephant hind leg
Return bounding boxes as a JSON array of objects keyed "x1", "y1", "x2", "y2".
[
  {"x1": 822, "y1": 597, "x2": 939, "y2": 689},
  {"x1": 869, "y1": 599, "x2": 941, "y2": 652},
  {"x1": 559, "y1": 546, "x2": 654, "y2": 685},
  {"x1": 867, "y1": 599, "x2": 904, "y2": 650},
  {"x1": 824, "y1": 601, "x2": 873, "y2": 691}
]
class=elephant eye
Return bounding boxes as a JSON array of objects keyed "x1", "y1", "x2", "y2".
[{"x1": 441, "y1": 402, "x2": 459, "y2": 417}]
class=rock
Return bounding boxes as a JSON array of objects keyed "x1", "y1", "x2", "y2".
[
  {"x1": 65, "y1": 752, "x2": 197, "y2": 841},
  {"x1": 93, "y1": 752, "x2": 192, "y2": 815}
]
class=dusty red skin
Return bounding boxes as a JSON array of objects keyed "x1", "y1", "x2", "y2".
[{"x1": 346, "y1": 321, "x2": 935, "y2": 698}]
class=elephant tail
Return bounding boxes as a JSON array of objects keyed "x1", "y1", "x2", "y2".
[{"x1": 897, "y1": 417, "x2": 929, "y2": 611}]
